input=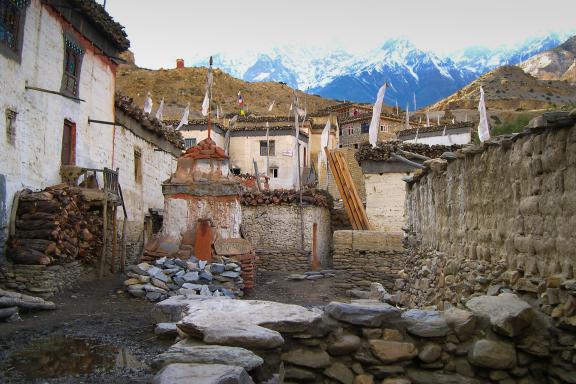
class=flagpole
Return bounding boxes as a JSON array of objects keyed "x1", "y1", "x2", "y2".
[{"x1": 207, "y1": 56, "x2": 213, "y2": 140}]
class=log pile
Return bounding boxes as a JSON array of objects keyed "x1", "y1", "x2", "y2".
[
  {"x1": 8, "y1": 185, "x2": 104, "y2": 266},
  {"x1": 240, "y1": 188, "x2": 333, "y2": 209},
  {"x1": 355, "y1": 140, "x2": 462, "y2": 162},
  {"x1": 0, "y1": 288, "x2": 56, "y2": 322}
]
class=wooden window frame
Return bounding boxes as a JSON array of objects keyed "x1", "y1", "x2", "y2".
[
  {"x1": 260, "y1": 140, "x2": 275, "y2": 156},
  {"x1": 60, "y1": 34, "x2": 84, "y2": 98},
  {"x1": 134, "y1": 147, "x2": 142, "y2": 184},
  {"x1": 0, "y1": 0, "x2": 28, "y2": 62},
  {"x1": 61, "y1": 120, "x2": 76, "y2": 166},
  {"x1": 269, "y1": 167, "x2": 279, "y2": 178},
  {"x1": 184, "y1": 138, "x2": 197, "y2": 148}
]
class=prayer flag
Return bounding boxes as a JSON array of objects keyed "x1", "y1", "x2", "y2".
[
  {"x1": 369, "y1": 83, "x2": 387, "y2": 148},
  {"x1": 478, "y1": 86, "x2": 490, "y2": 142}
]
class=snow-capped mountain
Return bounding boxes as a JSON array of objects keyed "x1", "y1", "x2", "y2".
[{"x1": 192, "y1": 32, "x2": 571, "y2": 108}]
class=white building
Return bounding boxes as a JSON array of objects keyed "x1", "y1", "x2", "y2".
[
  {"x1": 178, "y1": 120, "x2": 226, "y2": 149},
  {"x1": 398, "y1": 122, "x2": 473, "y2": 145}
]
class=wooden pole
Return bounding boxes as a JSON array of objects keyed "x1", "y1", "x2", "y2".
[
  {"x1": 120, "y1": 218, "x2": 127, "y2": 273},
  {"x1": 99, "y1": 199, "x2": 108, "y2": 279},
  {"x1": 253, "y1": 159, "x2": 262, "y2": 191},
  {"x1": 110, "y1": 205, "x2": 117, "y2": 273},
  {"x1": 311, "y1": 223, "x2": 319, "y2": 271}
]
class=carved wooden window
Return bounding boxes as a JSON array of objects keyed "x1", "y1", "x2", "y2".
[
  {"x1": 61, "y1": 35, "x2": 84, "y2": 97},
  {"x1": 0, "y1": 0, "x2": 27, "y2": 61}
]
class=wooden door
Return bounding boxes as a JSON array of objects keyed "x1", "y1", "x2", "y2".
[{"x1": 61, "y1": 120, "x2": 76, "y2": 166}]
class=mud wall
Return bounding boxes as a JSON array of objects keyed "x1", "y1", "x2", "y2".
[{"x1": 406, "y1": 117, "x2": 576, "y2": 282}]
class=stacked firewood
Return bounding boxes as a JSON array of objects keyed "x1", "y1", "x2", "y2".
[
  {"x1": 240, "y1": 188, "x2": 333, "y2": 209},
  {"x1": 8, "y1": 185, "x2": 103, "y2": 266},
  {"x1": 355, "y1": 141, "x2": 462, "y2": 162}
]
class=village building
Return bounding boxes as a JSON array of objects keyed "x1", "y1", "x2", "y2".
[
  {"x1": 177, "y1": 119, "x2": 226, "y2": 149},
  {"x1": 397, "y1": 122, "x2": 474, "y2": 145},
  {"x1": 0, "y1": 0, "x2": 131, "y2": 258},
  {"x1": 338, "y1": 112, "x2": 411, "y2": 148},
  {"x1": 227, "y1": 116, "x2": 311, "y2": 190}
]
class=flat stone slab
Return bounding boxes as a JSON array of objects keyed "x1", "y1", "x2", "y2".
[
  {"x1": 203, "y1": 324, "x2": 284, "y2": 349},
  {"x1": 152, "y1": 295, "x2": 229, "y2": 324},
  {"x1": 152, "y1": 363, "x2": 254, "y2": 384},
  {"x1": 401, "y1": 309, "x2": 449, "y2": 337},
  {"x1": 465, "y1": 293, "x2": 533, "y2": 337},
  {"x1": 175, "y1": 297, "x2": 322, "y2": 346},
  {"x1": 152, "y1": 343, "x2": 263, "y2": 371},
  {"x1": 325, "y1": 301, "x2": 401, "y2": 327}
]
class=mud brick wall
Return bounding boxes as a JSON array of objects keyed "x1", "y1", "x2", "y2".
[
  {"x1": 332, "y1": 231, "x2": 405, "y2": 292},
  {"x1": 255, "y1": 248, "x2": 310, "y2": 272},
  {"x1": 406, "y1": 118, "x2": 576, "y2": 281},
  {"x1": 241, "y1": 205, "x2": 331, "y2": 267},
  {"x1": 0, "y1": 261, "x2": 92, "y2": 299}
]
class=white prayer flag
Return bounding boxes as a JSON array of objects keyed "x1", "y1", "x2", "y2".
[
  {"x1": 442, "y1": 125, "x2": 447, "y2": 136},
  {"x1": 465, "y1": 113, "x2": 468, "y2": 122},
  {"x1": 216, "y1": 104, "x2": 220, "y2": 120},
  {"x1": 143, "y1": 92, "x2": 153, "y2": 114},
  {"x1": 413, "y1": 93, "x2": 417, "y2": 111},
  {"x1": 437, "y1": 115, "x2": 440, "y2": 125},
  {"x1": 201, "y1": 90, "x2": 210, "y2": 117},
  {"x1": 477, "y1": 86, "x2": 490, "y2": 142},
  {"x1": 224, "y1": 128, "x2": 231, "y2": 156},
  {"x1": 369, "y1": 83, "x2": 387, "y2": 148},
  {"x1": 415, "y1": 127, "x2": 419, "y2": 143},
  {"x1": 419, "y1": 116, "x2": 422, "y2": 124},
  {"x1": 155, "y1": 97, "x2": 164, "y2": 122},
  {"x1": 395, "y1": 100, "x2": 399, "y2": 116},
  {"x1": 405, "y1": 103, "x2": 410, "y2": 130},
  {"x1": 229, "y1": 115, "x2": 238, "y2": 126},
  {"x1": 319, "y1": 119, "x2": 331, "y2": 165},
  {"x1": 426, "y1": 112, "x2": 430, "y2": 127},
  {"x1": 176, "y1": 103, "x2": 190, "y2": 130},
  {"x1": 296, "y1": 107, "x2": 306, "y2": 117},
  {"x1": 452, "y1": 118, "x2": 455, "y2": 124},
  {"x1": 268, "y1": 100, "x2": 275, "y2": 112}
]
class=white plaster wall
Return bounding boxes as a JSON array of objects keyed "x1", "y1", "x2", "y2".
[
  {"x1": 404, "y1": 132, "x2": 471, "y2": 146},
  {"x1": 0, "y1": 0, "x2": 116, "y2": 219},
  {"x1": 112, "y1": 125, "x2": 177, "y2": 223},
  {"x1": 228, "y1": 134, "x2": 309, "y2": 190},
  {"x1": 365, "y1": 173, "x2": 409, "y2": 233},
  {"x1": 241, "y1": 205, "x2": 332, "y2": 265},
  {"x1": 180, "y1": 129, "x2": 225, "y2": 148}
]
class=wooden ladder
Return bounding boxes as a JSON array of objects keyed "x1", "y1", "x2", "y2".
[{"x1": 325, "y1": 149, "x2": 371, "y2": 230}]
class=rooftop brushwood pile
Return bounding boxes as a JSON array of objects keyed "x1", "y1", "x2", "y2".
[
  {"x1": 355, "y1": 141, "x2": 462, "y2": 162},
  {"x1": 115, "y1": 93, "x2": 185, "y2": 149},
  {"x1": 240, "y1": 189, "x2": 333, "y2": 209}
]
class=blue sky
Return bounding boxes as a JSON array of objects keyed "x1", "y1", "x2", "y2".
[{"x1": 104, "y1": 0, "x2": 576, "y2": 69}]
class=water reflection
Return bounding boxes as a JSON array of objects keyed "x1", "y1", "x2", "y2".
[{"x1": 9, "y1": 336, "x2": 146, "y2": 379}]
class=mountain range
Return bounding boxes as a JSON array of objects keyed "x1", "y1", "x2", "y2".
[{"x1": 193, "y1": 32, "x2": 574, "y2": 108}]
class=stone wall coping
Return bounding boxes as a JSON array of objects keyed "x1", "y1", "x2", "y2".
[{"x1": 333, "y1": 230, "x2": 404, "y2": 252}]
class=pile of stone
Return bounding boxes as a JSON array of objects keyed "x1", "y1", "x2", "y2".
[
  {"x1": 0, "y1": 288, "x2": 56, "y2": 322},
  {"x1": 124, "y1": 256, "x2": 244, "y2": 302},
  {"x1": 286, "y1": 270, "x2": 336, "y2": 281},
  {"x1": 8, "y1": 185, "x2": 104, "y2": 265},
  {"x1": 149, "y1": 292, "x2": 576, "y2": 384}
]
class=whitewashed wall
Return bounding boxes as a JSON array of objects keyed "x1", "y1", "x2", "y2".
[
  {"x1": 228, "y1": 133, "x2": 309, "y2": 190},
  {"x1": 365, "y1": 173, "x2": 409, "y2": 233},
  {"x1": 0, "y1": 0, "x2": 116, "y2": 220},
  {"x1": 180, "y1": 128, "x2": 225, "y2": 149}
]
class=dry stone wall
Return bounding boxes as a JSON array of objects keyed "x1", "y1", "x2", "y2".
[
  {"x1": 255, "y1": 248, "x2": 310, "y2": 272},
  {"x1": 241, "y1": 205, "x2": 331, "y2": 268},
  {"x1": 406, "y1": 113, "x2": 576, "y2": 286},
  {"x1": 333, "y1": 231, "x2": 405, "y2": 293}
]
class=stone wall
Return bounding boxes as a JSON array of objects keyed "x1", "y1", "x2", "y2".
[
  {"x1": 241, "y1": 205, "x2": 332, "y2": 268},
  {"x1": 333, "y1": 231, "x2": 405, "y2": 293},
  {"x1": 406, "y1": 115, "x2": 576, "y2": 284},
  {"x1": 0, "y1": 261, "x2": 92, "y2": 299},
  {"x1": 255, "y1": 248, "x2": 310, "y2": 272}
]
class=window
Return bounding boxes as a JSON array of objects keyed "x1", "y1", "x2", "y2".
[
  {"x1": 0, "y1": 0, "x2": 27, "y2": 61},
  {"x1": 269, "y1": 167, "x2": 278, "y2": 178},
  {"x1": 185, "y1": 138, "x2": 196, "y2": 148},
  {"x1": 260, "y1": 140, "x2": 275, "y2": 156},
  {"x1": 347, "y1": 127, "x2": 354, "y2": 135},
  {"x1": 354, "y1": 144, "x2": 359, "y2": 149},
  {"x1": 5, "y1": 108, "x2": 16, "y2": 144},
  {"x1": 231, "y1": 168, "x2": 241, "y2": 175},
  {"x1": 361, "y1": 123, "x2": 369, "y2": 134},
  {"x1": 61, "y1": 35, "x2": 84, "y2": 97},
  {"x1": 61, "y1": 120, "x2": 76, "y2": 166},
  {"x1": 134, "y1": 148, "x2": 142, "y2": 184}
]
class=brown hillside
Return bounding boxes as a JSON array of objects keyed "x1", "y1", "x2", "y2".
[
  {"x1": 116, "y1": 62, "x2": 339, "y2": 120},
  {"x1": 427, "y1": 66, "x2": 576, "y2": 111},
  {"x1": 519, "y1": 35, "x2": 576, "y2": 83}
]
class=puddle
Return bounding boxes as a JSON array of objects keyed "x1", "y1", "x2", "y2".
[{"x1": 7, "y1": 336, "x2": 147, "y2": 380}]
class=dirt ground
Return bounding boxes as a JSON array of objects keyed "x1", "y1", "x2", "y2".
[
  {"x1": 0, "y1": 272, "x2": 171, "y2": 384},
  {"x1": 0, "y1": 269, "x2": 343, "y2": 383}
]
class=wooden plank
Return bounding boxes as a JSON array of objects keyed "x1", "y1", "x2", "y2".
[
  {"x1": 338, "y1": 152, "x2": 371, "y2": 229},
  {"x1": 333, "y1": 151, "x2": 365, "y2": 229},
  {"x1": 99, "y1": 200, "x2": 108, "y2": 279},
  {"x1": 110, "y1": 205, "x2": 117, "y2": 273},
  {"x1": 325, "y1": 149, "x2": 361, "y2": 230}
]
